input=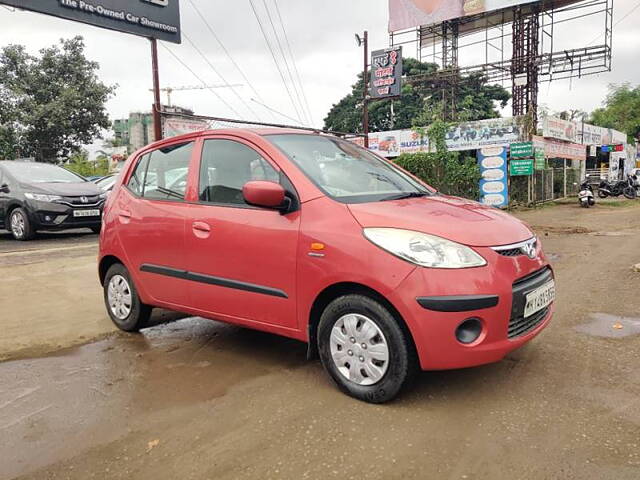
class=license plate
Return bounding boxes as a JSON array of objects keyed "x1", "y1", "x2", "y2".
[
  {"x1": 73, "y1": 209, "x2": 101, "y2": 217},
  {"x1": 524, "y1": 280, "x2": 555, "y2": 318}
]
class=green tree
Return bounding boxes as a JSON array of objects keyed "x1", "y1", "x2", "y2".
[
  {"x1": 395, "y1": 119, "x2": 481, "y2": 199},
  {"x1": 323, "y1": 58, "x2": 510, "y2": 133},
  {"x1": 65, "y1": 150, "x2": 110, "y2": 177},
  {"x1": 0, "y1": 36, "x2": 115, "y2": 162},
  {"x1": 590, "y1": 83, "x2": 640, "y2": 143}
]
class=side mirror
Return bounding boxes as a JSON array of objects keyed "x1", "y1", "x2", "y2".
[
  {"x1": 0, "y1": 183, "x2": 9, "y2": 194},
  {"x1": 243, "y1": 181, "x2": 286, "y2": 210}
]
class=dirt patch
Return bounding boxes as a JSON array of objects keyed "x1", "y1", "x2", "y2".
[{"x1": 531, "y1": 225, "x2": 593, "y2": 235}]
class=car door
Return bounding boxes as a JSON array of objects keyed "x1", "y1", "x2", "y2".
[
  {"x1": 114, "y1": 141, "x2": 196, "y2": 307},
  {"x1": 185, "y1": 136, "x2": 300, "y2": 331}
]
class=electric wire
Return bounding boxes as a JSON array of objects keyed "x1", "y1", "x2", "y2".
[
  {"x1": 272, "y1": 0, "x2": 314, "y2": 125},
  {"x1": 261, "y1": 0, "x2": 309, "y2": 125},
  {"x1": 247, "y1": 0, "x2": 305, "y2": 125},
  {"x1": 159, "y1": 42, "x2": 244, "y2": 119},
  {"x1": 185, "y1": 0, "x2": 277, "y2": 122},
  {"x1": 182, "y1": 31, "x2": 259, "y2": 120}
]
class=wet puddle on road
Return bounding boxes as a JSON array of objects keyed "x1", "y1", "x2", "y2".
[
  {"x1": 575, "y1": 313, "x2": 640, "y2": 338},
  {"x1": 0, "y1": 317, "x2": 306, "y2": 479}
]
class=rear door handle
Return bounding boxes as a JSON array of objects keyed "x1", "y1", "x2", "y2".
[{"x1": 192, "y1": 221, "x2": 211, "y2": 238}]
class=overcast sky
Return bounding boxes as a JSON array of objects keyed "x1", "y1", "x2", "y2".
[{"x1": 0, "y1": 0, "x2": 638, "y2": 136}]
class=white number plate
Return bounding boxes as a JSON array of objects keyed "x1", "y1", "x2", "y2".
[
  {"x1": 524, "y1": 280, "x2": 555, "y2": 318},
  {"x1": 73, "y1": 209, "x2": 101, "y2": 217}
]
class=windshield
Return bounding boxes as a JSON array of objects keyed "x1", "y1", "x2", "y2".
[
  {"x1": 2, "y1": 162, "x2": 85, "y2": 184},
  {"x1": 267, "y1": 134, "x2": 432, "y2": 203}
]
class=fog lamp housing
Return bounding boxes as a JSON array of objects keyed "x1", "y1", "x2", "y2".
[{"x1": 455, "y1": 318, "x2": 483, "y2": 344}]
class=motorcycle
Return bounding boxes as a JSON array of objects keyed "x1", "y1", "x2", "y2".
[
  {"x1": 598, "y1": 177, "x2": 635, "y2": 199},
  {"x1": 577, "y1": 180, "x2": 595, "y2": 208}
]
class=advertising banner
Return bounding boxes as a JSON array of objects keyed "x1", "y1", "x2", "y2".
[
  {"x1": 365, "y1": 129, "x2": 430, "y2": 158},
  {"x1": 533, "y1": 135, "x2": 586, "y2": 161},
  {"x1": 370, "y1": 47, "x2": 403, "y2": 99},
  {"x1": 510, "y1": 142, "x2": 533, "y2": 158},
  {"x1": 445, "y1": 117, "x2": 525, "y2": 151},
  {"x1": 542, "y1": 116, "x2": 578, "y2": 143},
  {"x1": 510, "y1": 158, "x2": 534, "y2": 176},
  {"x1": 163, "y1": 116, "x2": 209, "y2": 137},
  {"x1": 534, "y1": 148, "x2": 545, "y2": 170},
  {"x1": 477, "y1": 145, "x2": 508, "y2": 208},
  {"x1": 0, "y1": 0, "x2": 182, "y2": 43},
  {"x1": 576, "y1": 123, "x2": 627, "y2": 146},
  {"x1": 388, "y1": 0, "x2": 542, "y2": 31}
]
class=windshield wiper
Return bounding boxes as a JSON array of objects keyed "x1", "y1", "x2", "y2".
[{"x1": 381, "y1": 192, "x2": 429, "y2": 202}]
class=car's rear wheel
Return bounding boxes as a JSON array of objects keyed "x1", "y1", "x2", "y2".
[
  {"x1": 9, "y1": 208, "x2": 35, "y2": 241},
  {"x1": 103, "y1": 263, "x2": 151, "y2": 332},
  {"x1": 318, "y1": 294, "x2": 416, "y2": 403}
]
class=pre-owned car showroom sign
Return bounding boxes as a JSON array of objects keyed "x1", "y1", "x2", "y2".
[{"x1": 0, "y1": 0, "x2": 181, "y2": 43}]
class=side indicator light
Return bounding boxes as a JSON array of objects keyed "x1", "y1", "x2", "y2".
[{"x1": 310, "y1": 243, "x2": 325, "y2": 251}]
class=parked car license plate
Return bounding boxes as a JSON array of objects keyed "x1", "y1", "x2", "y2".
[
  {"x1": 73, "y1": 209, "x2": 101, "y2": 217},
  {"x1": 524, "y1": 280, "x2": 555, "y2": 318}
]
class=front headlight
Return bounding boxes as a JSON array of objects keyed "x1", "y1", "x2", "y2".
[
  {"x1": 99, "y1": 192, "x2": 108, "y2": 200},
  {"x1": 363, "y1": 228, "x2": 487, "y2": 269},
  {"x1": 24, "y1": 193, "x2": 63, "y2": 202}
]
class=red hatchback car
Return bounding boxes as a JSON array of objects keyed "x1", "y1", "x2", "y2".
[{"x1": 99, "y1": 129, "x2": 555, "y2": 403}]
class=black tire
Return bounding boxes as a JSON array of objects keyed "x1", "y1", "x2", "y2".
[
  {"x1": 103, "y1": 263, "x2": 152, "y2": 332},
  {"x1": 623, "y1": 187, "x2": 636, "y2": 200},
  {"x1": 317, "y1": 294, "x2": 416, "y2": 403},
  {"x1": 597, "y1": 190, "x2": 608, "y2": 199},
  {"x1": 90, "y1": 225, "x2": 102, "y2": 234},
  {"x1": 9, "y1": 207, "x2": 35, "y2": 241}
]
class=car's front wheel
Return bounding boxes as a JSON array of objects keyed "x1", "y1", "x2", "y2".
[
  {"x1": 103, "y1": 263, "x2": 151, "y2": 332},
  {"x1": 9, "y1": 207, "x2": 35, "y2": 241},
  {"x1": 318, "y1": 294, "x2": 416, "y2": 403}
]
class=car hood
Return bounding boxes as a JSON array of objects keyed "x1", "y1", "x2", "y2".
[
  {"x1": 26, "y1": 182, "x2": 103, "y2": 196},
  {"x1": 347, "y1": 195, "x2": 533, "y2": 247}
]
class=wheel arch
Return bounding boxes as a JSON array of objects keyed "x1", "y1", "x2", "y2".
[
  {"x1": 306, "y1": 282, "x2": 417, "y2": 361},
  {"x1": 99, "y1": 255, "x2": 124, "y2": 285}
]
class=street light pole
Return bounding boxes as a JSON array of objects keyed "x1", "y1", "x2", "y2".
[
  {"x1": 362, "y1": 31, "x2": 369, "y2": 148},
  {"x1": 356, "y1": 31, "x2": 369, "y2": 148}
]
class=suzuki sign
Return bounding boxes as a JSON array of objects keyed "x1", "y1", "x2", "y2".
[{"x1": 0, "y1": 0, "x2": 182, "y2": 43}]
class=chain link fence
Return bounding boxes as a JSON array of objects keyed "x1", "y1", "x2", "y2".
[{"x1": 508, "y1": 162, "x2": 581, "y2": 207}]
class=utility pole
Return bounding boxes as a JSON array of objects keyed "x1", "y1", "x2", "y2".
[
  {"x1": 150, "y1": 38, "x2": 162, "y2": 142},
  {"x1": 356, "y1": 31, "x2": 369, "y2": 148}
]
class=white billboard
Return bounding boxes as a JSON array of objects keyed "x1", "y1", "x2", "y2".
[{"x1": 389, "y1": 0, "x2": 582, "y2": 32}]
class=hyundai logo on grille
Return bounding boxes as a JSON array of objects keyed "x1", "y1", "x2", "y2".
[{"x1": 521, "y1": 241, "x2": 537, "y2": 259}]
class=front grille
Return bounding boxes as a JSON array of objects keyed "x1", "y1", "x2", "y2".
[
  {"x1": 509, "y1": 267, "x2": 553, "y2": 339},
  {"x1": 492, "y1": 238, "x2": 537, "y2": 258},
  {"x1": 508, "y1": 306, "x2": 549, "y2": 338},
  {"x1": 496, "y1": 247, "x2": 522, "y2": 257},
  {"x1": 58, "y1": 195, "x2": 101, "y2": 205}
]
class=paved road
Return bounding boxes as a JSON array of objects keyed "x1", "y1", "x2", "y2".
[
  {"x1": 1, "y1": 203, "x2": 639, "y2": 479},
  {"x1": 0, "y1": 228, "x2": 97, "y2": 254}
]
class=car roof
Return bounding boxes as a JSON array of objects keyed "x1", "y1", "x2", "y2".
[{"x1": 139, "y1": 127, "x2": 331, "y2": 151}]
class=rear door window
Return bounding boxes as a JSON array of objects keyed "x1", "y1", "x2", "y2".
[
  {"x1": 127, "y1": 154, "x2": 150, "y2": 196},
  {"x1": 143, "y1": 143, "x2": 193, "y2": 201}
]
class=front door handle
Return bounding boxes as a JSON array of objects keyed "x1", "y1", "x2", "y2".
[
  {"x1": 192, "y1": 221, "x2": 211, "y2": 238},
  {"x1": 119, "y1": 210, "x2": 132, "y2": 224}
]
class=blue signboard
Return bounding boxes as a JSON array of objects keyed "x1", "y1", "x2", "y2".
[{"x1": 477, "y1": 146, "x2": 508, "y2": 208}]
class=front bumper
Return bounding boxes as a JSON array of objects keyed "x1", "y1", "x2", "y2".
[
  {"x1": 26, "y1": 200, "x2": 104, "y2": 230},
  {"x1": 388, "y1": 244, "x2": 554, "y2": 371}
]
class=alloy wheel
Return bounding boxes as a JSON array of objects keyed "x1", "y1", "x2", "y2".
[
  {"x1": 10, "y1": 211, "x2": 25, "y2": 239},
  {"x1": 330, "y1": 313, "x2": 390, "y2": 386}
]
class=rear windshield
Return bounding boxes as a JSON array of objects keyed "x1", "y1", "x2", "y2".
[
  {"x1": 2, "y1": 162, "x2": 85, "y2": 184},
  {"x1": 267, "y1": 134, "x2": 431, "y2": 204}
]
